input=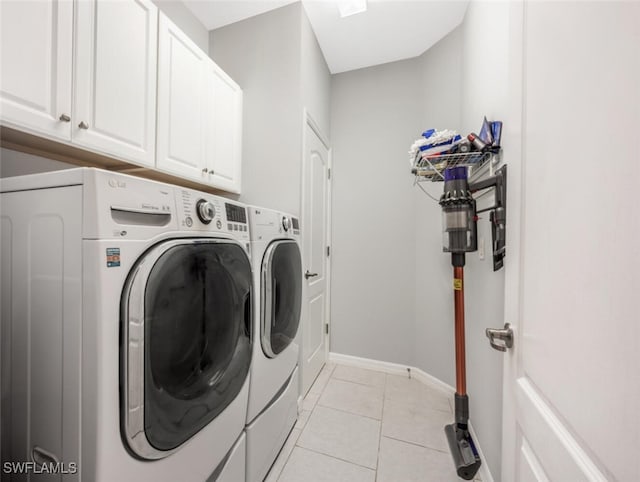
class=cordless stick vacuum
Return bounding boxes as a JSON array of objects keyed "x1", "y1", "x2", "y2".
[{"x1": 438, "y1": 165, "x2": 507, "y2": 480}]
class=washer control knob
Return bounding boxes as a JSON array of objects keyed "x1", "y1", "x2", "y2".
[
  {"x1": 282, "y1": 216, "x2": 291, "y2": 232},
  {"x1": 196, "y1": 199, "x2": 215, "y2": 224}
]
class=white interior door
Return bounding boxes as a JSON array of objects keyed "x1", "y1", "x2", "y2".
[
  {"x1": 0, "y1": 0, "x2": 72, "y2": 141},
  {"x1": 300, "y1": 115, "x2": 331, "y2": 396},
  {"x1": 73, "y1": 0, "x2": 158, "y2": 166},
  {"x1": 502, "y1": 3, "x2": 640, "y2": 480}
]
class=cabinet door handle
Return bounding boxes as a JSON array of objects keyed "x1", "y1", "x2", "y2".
[
  {"x1": 209, "y1": 169, "x2": 214, "y2": 175},
  {"x1": 78, "y1": 121, "x2": 89, "y2": 129},
  {"x1": 59, "y1": 114, "x2": 71, "y2": 122},
  {"x1": 202, "y1": 168, "x2": 208, "y2": 173}
]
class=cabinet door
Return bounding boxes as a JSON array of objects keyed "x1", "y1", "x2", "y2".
[
  {"x1": 156, "y1": 13, "x2": 209, "y2": 182},
  {"x1": 74, "y1": 0, "x2": 158, "y2": 166},
  {"x1": 0, "y1": 0, "x2": 73, "y2": 141},
  {"x1": 206, "y1": 61, "x2": 243, "y2": 194}
]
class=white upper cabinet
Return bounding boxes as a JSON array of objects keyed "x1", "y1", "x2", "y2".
[
  {"x1": 73, "y1": 0, "x2": 158, "y2": 166},
  {"x1": 157, "y1": 13, "x2": 243, "y2": 193},
  {"x1": 156, "y1": 13, "x2": 209, "y2": 183},
  {"x1": 1, "y1": 2, "x2": 242, "y2": 193},
  {"x1": 206, "y1": 61, "x2": 243, "y2": 194},
  {"x1": 0, "y1": 0, "x2": 73, "y2": 141}
]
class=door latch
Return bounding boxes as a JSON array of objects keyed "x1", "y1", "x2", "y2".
[
  {"x1": 305, "y1": 270, "x2": 318, "y2": 279},
  {"x1": 485, "y1": 323, "x2": 513, "y2": 352}
]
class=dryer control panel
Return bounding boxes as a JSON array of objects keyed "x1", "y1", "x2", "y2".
[{"x1": 249, "y1": 207, "x2": 300, "y2": 241}]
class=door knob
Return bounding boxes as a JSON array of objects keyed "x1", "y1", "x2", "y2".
[
  {"x1": 78, "y1": 121, "x2": 89, "y2": 129},
  {"x1": 305, "y1": 270, "x2": 318, "y2": 279},
  {"x1": 485, "y1": 323, "x2": 513, "y2": 352},
  {"x1": 59, "y1": 114, "x2": 71, "y2": 122}
]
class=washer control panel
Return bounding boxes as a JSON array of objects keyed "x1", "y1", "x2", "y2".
[
  {"x1": 174, "y1": 188, "x2": 249, "y2": 242},
  {"x1": 291, "y1": 217, "x2": 300, "y2": 236},
  {"x1": 225, "y1": 202, "x2": 249, "y2": 235}
]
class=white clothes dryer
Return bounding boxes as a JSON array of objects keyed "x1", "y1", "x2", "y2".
[
  {"x1": 245, "y1": 206, "x2": 302, "y2": 482},
  {"x1": 0, "y1": 168, "x2": 252, "y2": 481}
]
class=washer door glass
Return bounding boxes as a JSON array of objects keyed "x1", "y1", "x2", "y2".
[
  {"x1": 261, "y1": 240, "x2": 302, "y2": 358},
  {"x1": 122, "y1": 239, "x2": 252, "y2": 459}
]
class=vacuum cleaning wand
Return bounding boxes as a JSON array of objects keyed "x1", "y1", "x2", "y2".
[{"x1": 439, "y1": 166, "x2": 481, "y2": 480}]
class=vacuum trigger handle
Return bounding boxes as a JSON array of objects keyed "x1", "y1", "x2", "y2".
[{"x1": 485, "y1": 323, "x2": 513, "y2": 352}]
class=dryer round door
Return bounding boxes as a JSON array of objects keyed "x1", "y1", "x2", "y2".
[
  {"x1": 121, "y1": 238, "x2": 252, "y2": 460},
  {"x1": 261, "y1": 240, "x2": 302, "y2": 358}
]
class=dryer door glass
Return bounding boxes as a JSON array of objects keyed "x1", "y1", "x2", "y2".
[
  {"x1": 122, "y1": 239, "x2": 252, "y2": 458},
  {"x1": 261, "y1": 240, "x2": 302, "y2": 358}
]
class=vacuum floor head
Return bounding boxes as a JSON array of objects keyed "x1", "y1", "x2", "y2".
[{"x1": 444, "y1": 423, "x2": 481, "y2": 480}]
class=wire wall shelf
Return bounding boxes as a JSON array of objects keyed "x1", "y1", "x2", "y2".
[{"x1": 412, "y1": 151, "x2": 494, "y2": 183}]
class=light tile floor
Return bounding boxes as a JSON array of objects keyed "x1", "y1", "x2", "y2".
[{"x1": 264, "y1": 363, "x2": 482, "y2": 482}]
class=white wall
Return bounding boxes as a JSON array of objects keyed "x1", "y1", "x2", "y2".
[{"x1": 329, "y1": 58, "x2": 421, "y2": 365}]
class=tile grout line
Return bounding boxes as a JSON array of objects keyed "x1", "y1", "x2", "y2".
[
  {"x1": 272, "y1": 428, "x2": 302, "y2": 482},
  {"x1": 381, "y1": 434, "x2": 452, "y2": 455},
  {"x1": 292, "y1": 445, "x2": 378, "y2": 474},
  {"x1": 285, "y1": 363, "x2": 454, "y2": 480},
  {"x1": 374, "y1": 373, "x2": 390, "y2": 482},
  {"x1": 314, "y1": 401, "x2": 383, "y2": 422},
  {"x1": 278, "y1": 364, "x2": 336, "y2": 481},
  {"x1": 331, "y1": 376, "x2": 386, "y2": 390},
  {"x1": 296, "y1": 374, "x2": 379, "y2": 474}
]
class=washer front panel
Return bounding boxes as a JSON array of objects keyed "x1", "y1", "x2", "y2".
[{"x1": 121, "y1": 238, "x2": 252, "y2": 459}]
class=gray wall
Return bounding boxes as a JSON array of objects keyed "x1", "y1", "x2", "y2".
[
  {"x1": 329, "y1": 58, "x2": 421, "y2": 365},
  {"x1": 300, "y1": 11, "x2": 331, "y2": 137},
  {"x1": 210, "y1": 3, "x2": 331, "y2": 215},
  {"x1": 413, "y1": 26, "x2": 463, "y2": 387},
  {"x1": 329, "y1": 16, "x2": 505, "y2": 479},
  {"x1": 458, "y1": 3, "x2": 511, "y2": 479},
  {"x1": 0, "y1": 148, "x2": 73, "y2": 177},
  {"x1": 210, "y1": 4, "x2": 303, "y2": 215},
  {"x1": 152, "y1": 0, "x2": 209, "y2": 54}
]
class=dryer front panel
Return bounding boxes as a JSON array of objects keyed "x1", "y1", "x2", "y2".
[
  {"x1": 121, "y1": 238, "x2": 252, "y2": 459},
  {"x1": 261, "y1": 240, "x2": 302, "y2": 358}
]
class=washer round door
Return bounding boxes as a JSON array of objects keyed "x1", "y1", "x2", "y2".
[
  {"x1": 261, "y1": 239, "x2": 302, "y2": 358},
  {"x1": 121, "y1": 239, "x2": 252, "y2": 459}
]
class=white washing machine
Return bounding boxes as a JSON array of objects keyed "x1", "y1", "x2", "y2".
[
  {"x1": 0, "y1": 168, "x2": 252, "y2": 481},
  {"x1": 245, "y1": 206, "x2": 302, "y2": 482}
]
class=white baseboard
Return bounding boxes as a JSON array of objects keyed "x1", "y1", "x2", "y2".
[
  {"x1": 328, "y1": 351, "x2": 493, "y2": 482},
  {"x1": 329, "y1": 352, "x2": 455, "y2": 396}
]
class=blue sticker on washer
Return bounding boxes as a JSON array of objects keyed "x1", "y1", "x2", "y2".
[{"x1": 106, "y1": 248, "x2": 121, "y2": 267}]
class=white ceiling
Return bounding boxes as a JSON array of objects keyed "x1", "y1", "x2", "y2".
[{"x1": 183, "y1": 0, "x2": 469, "y2": 74}]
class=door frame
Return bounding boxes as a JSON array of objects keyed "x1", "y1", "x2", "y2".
[
  {"x1": 500, "y1": 1, "x2": 525, "y2": 478},
  {"x1": 299, "y1": 108, "x2": 332, "y2": 376}
]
